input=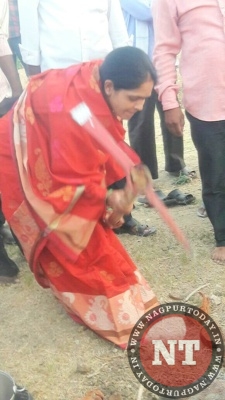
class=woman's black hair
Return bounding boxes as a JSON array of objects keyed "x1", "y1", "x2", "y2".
[{"x1": 99, "y1": 46, "x2": 157, "y2": 90}]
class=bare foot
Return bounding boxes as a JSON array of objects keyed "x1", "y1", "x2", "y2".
[
  {"x1": 211, "y1": 246, "x2": 225, "y2": 263},
  {"x1": 82, "y1": 389, "x2": 105, "y2": 400}
]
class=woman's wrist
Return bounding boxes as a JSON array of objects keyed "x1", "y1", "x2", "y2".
[{"x1": 106, "y1": 188, "x2": 134, "y2": 215}]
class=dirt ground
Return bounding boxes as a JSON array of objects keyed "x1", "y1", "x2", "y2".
[{"x1": 0, "y1": 71, "x2": 224, "y2": 400}]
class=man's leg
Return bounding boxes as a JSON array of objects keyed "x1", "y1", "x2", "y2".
[
  {"x1": 0, "y1": 54, "x2": 22, "y2": 98},
  {"x1": 157, "y1": 99, "x2": 185, "y2": 173},
  {"x1": 186, "y1": 112, "x2": 225, "y2": 261},
  {"x1": 128, "y1": 90, "x2": 158, "y2": 179},
  {"x1": 8, "y1": 36, "x2": 28, "y2": 76}
]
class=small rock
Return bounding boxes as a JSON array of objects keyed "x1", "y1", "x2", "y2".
[
  {"x1": 112, "y1": 348, "x2": 118, "y2": 353},
  {"x1": 77, "y1": 363, "x2": 92, "y2": 374},
  {"x1": 210, "y1": 294, "x2": 221, "y2": 305}
]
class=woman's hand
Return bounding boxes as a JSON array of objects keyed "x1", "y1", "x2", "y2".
[
  {"x1": 106, "y1": 189, "x2": 134, "y2": 215},
  {"x1": 130, "y1": 164, "x2": 152, "y2": 195},
  {"x1": 103, "y1": 209, "x2": 124, "y2": 229},
  {"x1": 103, "y1": 164, "x2": 153, "y2": 229},
  {"x1": 103, "y1": 188, "x2": 134, "y2": 229}
]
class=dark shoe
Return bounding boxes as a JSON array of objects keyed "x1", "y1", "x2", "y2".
[
  {"x1": 165, "y1": 189, "x2": 195, "y2": 205},
  {"x1": 137, "y1": 189, "x2": 195, "y2": 207},
  {"x1": 0, "y1": 239, "x2": 19, "y2": 283},
  {"x1": 14, "y1": 385, "x2": 33, "y2": 400},
  {"x1": 114, "y1": 217, "x2": 156, "y2": 237}
]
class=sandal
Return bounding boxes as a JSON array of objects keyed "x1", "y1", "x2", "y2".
[
  {"x1": 137, "y1": 190, "x2": 167, "y2": 207},
  {"x1": 137, "y1": 189, "x2": 195, "y2": 208},
  {"x1": 114, "y1": 217, "x2": 156, "y2": 237},
  {"x1": 165, "y1": 189, "x2": 195, "y2": 206},
  {"x1": 197, "y1": 204, "x2": 208, "y2": 218},
  {"x1": 168, "y1": 167, "x2": 197, "y2": 179}
]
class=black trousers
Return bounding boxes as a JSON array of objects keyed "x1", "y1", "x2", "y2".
[
  {"x1": 128, "y1": 90, "x2": 185, "y2": 179},
  {"x1": 186, "y1": 111, "x2": 225, "y2": 246}
]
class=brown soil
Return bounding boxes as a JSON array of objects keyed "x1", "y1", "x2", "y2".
[{"x1": 0, "y1": 70, "x2": 224, "y2": 400}]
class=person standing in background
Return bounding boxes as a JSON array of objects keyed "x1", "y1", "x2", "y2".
[
  {"x1": 152, "y1": 0, "x2": 225, "y2": 263},
  {"x1": 17, "y1": 0, "x2": 129, "y2": 74},
  {"x1": 120, "y1": 0, "x2": 191, "y2": 189}
]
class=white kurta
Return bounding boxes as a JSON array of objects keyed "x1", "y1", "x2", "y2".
[{"x1": 18, "y1": 0, "x2": 129, "y2": 71}]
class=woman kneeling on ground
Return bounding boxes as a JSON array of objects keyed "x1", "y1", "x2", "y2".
[{"x1": 0, "y1": 47, "x2": 158, "y2": 348}]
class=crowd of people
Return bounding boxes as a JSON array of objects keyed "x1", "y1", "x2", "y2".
[{"x1": 1, "y1": 0, "x2": 225, "y2": 398}]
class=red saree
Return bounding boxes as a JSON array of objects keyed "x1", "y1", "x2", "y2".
[{"x1": 0, "y1": 61, "x2": 158, "y2": 347}]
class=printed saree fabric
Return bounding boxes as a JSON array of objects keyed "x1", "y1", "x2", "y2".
[{"x1": 0, "y1": 61, "x2": 158, "y2": 347}]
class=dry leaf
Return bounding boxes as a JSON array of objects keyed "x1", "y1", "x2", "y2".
[{"x1": 198, "y1": 291, "x2": 210, "y2": 314}]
